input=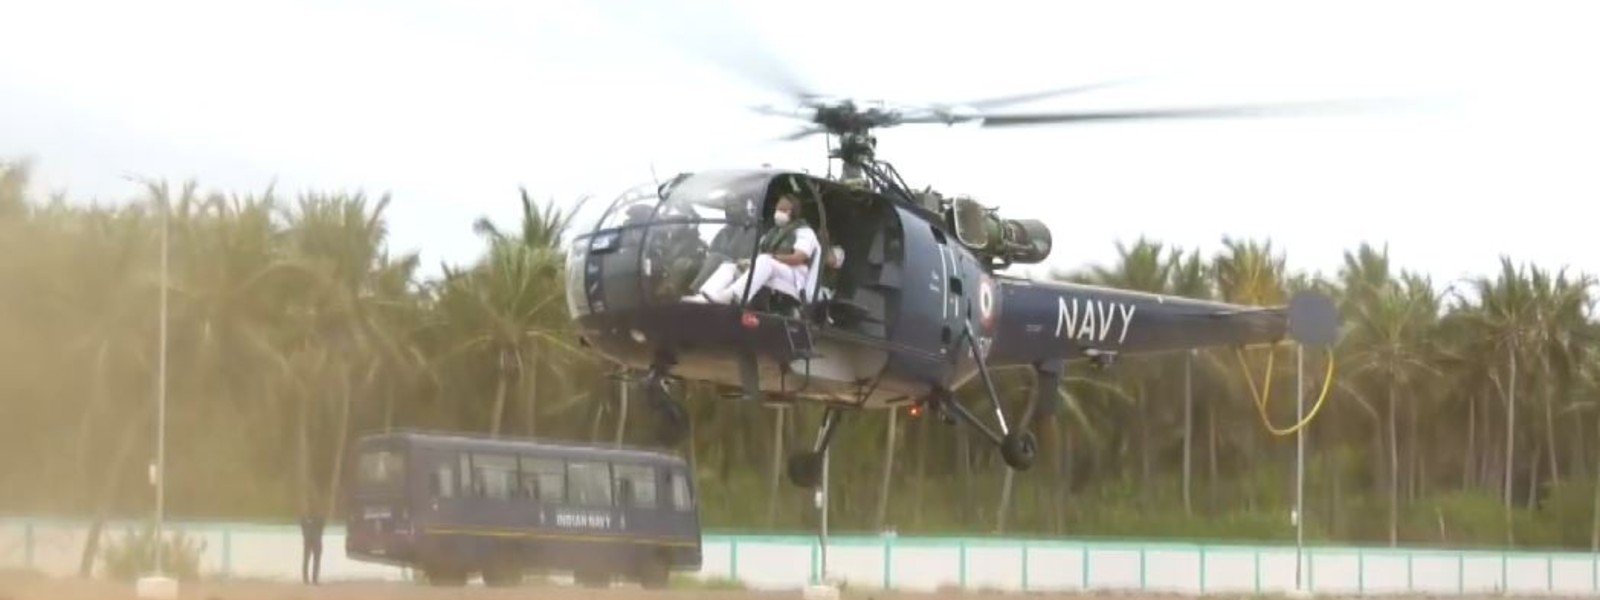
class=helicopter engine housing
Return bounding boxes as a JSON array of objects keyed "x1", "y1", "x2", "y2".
[
  {"x1": 947, "y1": 196, "x2": 1053, "y2": 265},
  {"x1": 989, "y1": 217, "x2": 1052, "y2": 264}
]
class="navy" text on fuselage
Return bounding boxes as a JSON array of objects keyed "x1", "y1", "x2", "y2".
[{"x1": 1055, "y1": 296, "x2": 1137, "y2": 345}]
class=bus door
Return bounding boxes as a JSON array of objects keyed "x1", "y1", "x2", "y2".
[
  {"x1": 414, "y1": 448, "x2": 467, "y2": 533},
  {"x1": 346, "y1": 443, "x2": 411, "y2": 557}
]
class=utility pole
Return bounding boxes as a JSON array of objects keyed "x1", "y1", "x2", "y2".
[
  {"x1": 1294, "y1": 343, "x2": 1306, "y2": 595},
  {"x1": 137, "y1": 187, "x2": 176, "y2": 599}
]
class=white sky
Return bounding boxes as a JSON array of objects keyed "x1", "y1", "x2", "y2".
[{"x1": 2, "y1": 0, "x2": 1597, "y2": 288}]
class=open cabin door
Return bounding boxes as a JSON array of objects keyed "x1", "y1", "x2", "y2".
[{"x1": 781, "y1": 177, "x2": 897, "y2": 395}]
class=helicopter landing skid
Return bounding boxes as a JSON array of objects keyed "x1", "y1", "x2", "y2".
[
  {"x1": 644, "y1": 364, "x2": 689, "y2": 447},
  {"x1": 785, "y1": 405, "x2": 842, "y2": 488}
]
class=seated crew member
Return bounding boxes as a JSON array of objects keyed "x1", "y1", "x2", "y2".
[
  {"x1": 688, "y1": 198, "x2": 759, "y2": 291},
  {"x1": 688, "y1": 194, "x2": 816, "y2": 305}
]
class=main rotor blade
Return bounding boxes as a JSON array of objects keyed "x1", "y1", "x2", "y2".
[
  {"x1": 589, "y1": 0, "x2": 819, "y2": 103},
  {"x1": 954, "y1": 78, "x2": 1145, "y2": 111},
  {"x1": 973, "y1": 98, "x2": 1403, "y2": 128}
]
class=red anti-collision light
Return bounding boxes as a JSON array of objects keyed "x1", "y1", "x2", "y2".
[{"x1": 741, "y1": 312, "x2": 760, "y2": 329}]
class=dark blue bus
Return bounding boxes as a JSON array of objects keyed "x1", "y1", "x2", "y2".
[{"x1": 342, "y1": 430, "x2": 701, "y2": 587}]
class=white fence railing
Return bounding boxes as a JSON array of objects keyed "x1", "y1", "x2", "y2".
[{"x1": 4, "y1": 518, "x2": 1597, "y2": 595}]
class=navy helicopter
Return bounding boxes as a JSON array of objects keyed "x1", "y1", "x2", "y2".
[{"x1": 565, "y1": 75, "x2": 1349, "y2": 489}]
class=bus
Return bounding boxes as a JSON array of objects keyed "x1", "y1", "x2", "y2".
[{"x1": 342, "y1": 429, "x2": 701, "y2": 587}]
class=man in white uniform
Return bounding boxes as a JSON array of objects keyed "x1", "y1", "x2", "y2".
[{"x1": 690, "y1": 194, "x2": 817, "y2": 305}]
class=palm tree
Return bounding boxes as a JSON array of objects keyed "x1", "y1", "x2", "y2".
[{"x1": 1339, "y1": 247, "x2": 1441, "y2": 545}]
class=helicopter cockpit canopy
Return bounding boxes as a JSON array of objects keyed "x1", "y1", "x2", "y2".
[{"x1": 566, "y1": 170, "x2": 782, "y2": 318}]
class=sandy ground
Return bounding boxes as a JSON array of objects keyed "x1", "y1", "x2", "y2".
[
  {"x1": 0, "y1": 569, "x2": 1078, "y2": 600},
  {"x1": 0, "y1": 570, "x2": 1523, "y2": 600}
]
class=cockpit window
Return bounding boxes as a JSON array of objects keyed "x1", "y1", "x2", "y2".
[
  {"x1": 596, "y1": 184, "x2": 664, "y2": 231},
  {"x1": 571, "y1": 171, "x2": 799, "y2": 309}
]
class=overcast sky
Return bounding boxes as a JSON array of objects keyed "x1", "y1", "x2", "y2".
[{"x1": 2, "y1": 0, "x2": 1597, "y2": 288}]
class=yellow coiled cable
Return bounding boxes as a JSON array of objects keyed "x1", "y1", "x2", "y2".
[{"x1": 1232, "y1": 343, "x2": 1336, "y2": 436}]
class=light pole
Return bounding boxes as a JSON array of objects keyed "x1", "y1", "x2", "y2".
[
  {"x1": 1294, "y1": 343, "x2": 1306, "y2": 594},
  {"x1": 137, "y1": 188, "x2": 175, "y2": 600},
  {"x1": 158, "y1": 190, "x2": 169, "y2": 572}
]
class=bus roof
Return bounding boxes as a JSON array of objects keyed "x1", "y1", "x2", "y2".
[{"x1": 357, "y1": 429, "x2": 688, "y2": 465}]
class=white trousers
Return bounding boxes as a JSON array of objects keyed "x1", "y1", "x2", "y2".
[{"x1": 697, "y1": 255, "x2": 798, "y2": 303}]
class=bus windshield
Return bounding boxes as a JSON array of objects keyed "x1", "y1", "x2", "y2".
[{"x1": 356, "y1": 447, "x2": 406, "y2": 489}]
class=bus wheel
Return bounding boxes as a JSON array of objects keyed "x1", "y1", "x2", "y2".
[
  {"x1": 482, "y1": 565, "x2": 522, "y2": 587},
  {"x1": 423, "y1": 567, "x2": 467, "y2": 586},
  {"x1": 574, "y1": 569, "x2": 610, "y2": 588},
  {"x1": 637, "y1": 557, "x2": 670, "y2": 589}
]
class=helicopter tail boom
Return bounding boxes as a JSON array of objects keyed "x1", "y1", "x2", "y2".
[{"x1": 983, "y1": 278, "x2": 1336, "y2": 369}]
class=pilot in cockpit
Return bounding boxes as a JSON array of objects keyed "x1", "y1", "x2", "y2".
[
  {"x1": 687, "y1": 197, "x2": 760, "y2": 291},
  {"x1": 686, "y1": 194, "x2": 817, "y2": 305}
]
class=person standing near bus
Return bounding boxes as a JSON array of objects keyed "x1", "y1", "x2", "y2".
[{"x1": 300, "y1": 498, "x2": 325, "y2": 585}]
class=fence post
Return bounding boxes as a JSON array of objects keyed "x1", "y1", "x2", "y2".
[
  {"x1": 1547, "y1": 552, "x2": 1554, "y2": 593},
  {"x1": 957, "y1": 540, "x2": 968, "y2": 590},
  {"x1": 1357, "y1": 549, "x2": 1365, "y2": 594},
  {"x1": 1138, "y1": 545, "x2": 1147, "y2": 591},
  {"x1": 1253, "y1": 547, "x2": 1261, "y2": 595},
  {"x1": 810, "y1": 540, "x2": 819, "y2": 585},
  {"x1": 23, "y1": 521, "x2": 34, "y2": 569},
  {"x1": 1198, "y1": 545, "x2": 1207, "y2": 595},
  {"x1": 1081, "y1": 543, "x2": 1091, "y2": 591},
  {"x1": 728, "y1": 538, "x2": 738, "y2": 583},
  {"x1": 1407, "y1": 553, "x2": 1414, "y2": 593},
  {"x1": 880, "y1": 537, "x2": 890, "y2": 590},
  {"x1": 1457, "y1": 551, "x2": 1464, "y2": 595},
  {"x1": 1020, "y1": 541, "x2": 1029, "y2": 592},
  {"x1": 222, "y1": 528, "x2": 232, "y2": 577}
]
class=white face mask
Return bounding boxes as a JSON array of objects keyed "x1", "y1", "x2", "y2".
[{"x1": 773, "y1": 210, "x2": 791, "y2": 225}]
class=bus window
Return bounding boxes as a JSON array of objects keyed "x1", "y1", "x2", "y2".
[
  {"x1": 519, "y1": 456, "x2": 565, "y2": 503},
  {"x1": 357, "y1": 449, "x2": 405, "y2": 488},
  {"x1": 612, "y1": 464, "x2": 657, "y2": 509},
  {"x1": 431, "y1": 463, "x2": 456, "y2": 499},
  {"x1": 469, "y1": 453, "x2": 518, "y2": 500},
  {"x1": 567, "y1": 461, "x2": 613, "y2": 507},
  {"x1": 669, "y1": 469, "x2": 693, "y2": 511}
]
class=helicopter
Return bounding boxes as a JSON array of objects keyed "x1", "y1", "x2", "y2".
[{"x1": 563, "y1": 57, "x2": 1351, "y2": 490}]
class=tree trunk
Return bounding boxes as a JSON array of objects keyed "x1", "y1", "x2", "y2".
[
  {"x1": 1407, "y1": 390, "x2": 1419, "y2": 503},
  {"x1": 1590, "y1": 406, "x2": 1600, "y2": 551},
  {"x1": 489, "y1": 352, "x2": 510, "y2": 437},
  {"x1": 525, "y1": 346, "x2": 539, "y2": 437},
  {"x1": 995, "y1": 466, "x2": 1015, "y2": 534},
  {"x1": 383, "y1": 371, "x2": 396, "y2": 433},
  {"x1": 1544, "y1": 386, "x2": 1560, "y2": 484},
  {"x1": 1044, "y1": 416, "x2": 1063, "y2": 534},
  {"x1": 77, "y1": 400, "x2": 152, "y2": 577},
  {"x1": 1183, "y1": 352, "x2": 1193, "y2": 515},
  {"x1": 1388, "y1": 380, "x2": 1399, "y2": 547},
  {"x1": 1465, "y1": 392, "x2": 1476, "y2": 488},
  {"x1": 298, "y1": 373, "x2": 312, "y2": 513},
  {"x1": 1505, "y1": 350, "x2": 1517, "y2": 545},
  {"x1": 914, "y1": 414, "x2": 929, "y2": 529},
  {"x1": 1137, "y1": 382, "x2": 1150, "y2": 507},
  {"x1": 614, "y1": 374, "x2": 630, "y2": 445},
  {"x1": 873, "y1": 409, "x2": 899, "y2": 531},
  {"x1": 1573, "y1": 410, "x2": 1588, "y2": 489},
  {"x1": 1527, "y1": 439, "x2": 1542, "y2": 509},
  {"x1": 323, "y1": 370, "x2": 354, "y2": 520},
  {"x1": 766, "y1": 407, "x2": 784, "y2": 528},
  {"x1": 76, "y1": 341, "x2": 112, "y2": 514},
  {"x1": 958, "y1": 426, "x2": 973, "y2": 527},
  {"x1": 1208, "y1": 397, "x2": 1220, "y2": 511}
]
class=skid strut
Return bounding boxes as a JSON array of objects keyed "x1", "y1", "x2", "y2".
[{"x1": 930, "y1": 326, "x2": 1042, "y2": 470}]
